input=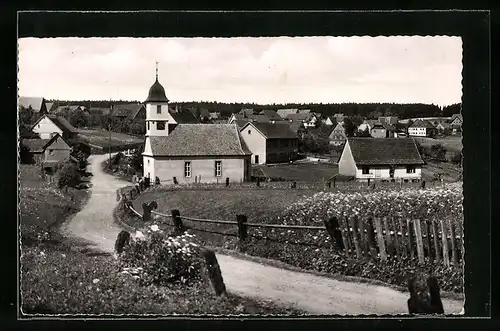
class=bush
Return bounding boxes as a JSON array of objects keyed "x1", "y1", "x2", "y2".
[
  {"x1": 119, "y1": 227, "x2": 204, "y2": 287},
  {"x1": 57, "y1": 161, "x2": 80, "y2": 188},
  {"x1": 451, "y1": 151, "x2": 462, "y2": 165}
]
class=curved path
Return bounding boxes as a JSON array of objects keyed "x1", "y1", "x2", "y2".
[{"x1": 62, "y1": 154, "x2": 464, "y2": 315}]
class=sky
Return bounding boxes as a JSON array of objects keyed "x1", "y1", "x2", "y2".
[{"x1": 18, "y1": 36, "x2": 462, "y2": 106}]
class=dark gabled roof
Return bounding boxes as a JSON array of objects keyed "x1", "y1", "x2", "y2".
[
  {"x1": 241, "y1": 122, "x2": 297, "y2": 139},
  {"x1": 233, "y1": 120, "x2": 249, "y2": 129},
  {"x1": 238, "y1": 109, "x2": 255, "y2": 117},
  {"x1": 410, "y1": 119, "x2": 436, "y2": 129},
  {"x1": 246, "y1": 114, "x2": 271, "y2": 123},
  {"x1": 168, "y1": 108, "x2": 200, "y2": 124},
  {"x1": 149, "y1": 124, "x2": 251, "y2": 156},
  {"x1": 286, "y1": 112, "x2": 313, "y2": 122},
  {"x1": 346, "y1": 137, "x2": 424, "y2": 166},
  {"x1": 22, "y1": 133, "x2": 70, "y2": 153},
  {"x1": 43, "y1": 115, "x2": 79, "y2": 134},
  {"x1": 112, "y1": 103, "x2": 145, "y2": 119},
  {"x1": 286, "y1": 120, "x2": 305, "y2": 133},
  {"x1": 258, "y1": 109, "x2": 282, "y2": 120},
  {"x1": 19, "y1": 97, "x2": 45, "y2": 112}
]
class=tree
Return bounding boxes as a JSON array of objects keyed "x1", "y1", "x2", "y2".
[
  {"x1": 430, "y1": 144, "x2": 447, "y2": 162},
  {"x1": 368, "y1": 111, "x2": 382, "y2": 120},
  {"x1": 130, "y1": 148, "x2": 143, "y2": 174},
  {"x1": 357, "y1": 127, "x2": 371, "y2": 137},
  {"x1": 451, "y1": 151, "x2": 462, "y2": 165},
  {"x1": 343, "y1": 117, "x2": 357, "y2": 137},
  {"x1": 19, "y1": 142, "x2": 34, "y2": 164},
  {"x1": 57, "y1": 161, "x2": 80, "y2": 188}
]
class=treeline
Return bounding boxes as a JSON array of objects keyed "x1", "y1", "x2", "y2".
[{"x1": 48, "y1": 99, "x2": 461, "y2": 120}]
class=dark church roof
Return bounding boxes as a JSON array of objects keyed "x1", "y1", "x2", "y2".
[{"x1": 145, "y1": 77, "x2": 169, "y2": 103}]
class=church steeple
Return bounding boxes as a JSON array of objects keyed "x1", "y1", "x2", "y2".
[
  {"x1": 155, "y1": 61, "x2": 159, "y2": 81},
  {"x1": 145, "y1": 61, "x2": 169, "y2": 103}
]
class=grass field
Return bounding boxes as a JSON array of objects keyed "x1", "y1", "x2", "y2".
[
  {"x1": 78, "y1": 129, "x2": 143, "y2": 149},
  {"x1": 254, "y1": 163, "x2": 338, "y2": 182},
  {"x1": 414, "y1": 136, "x2": 463, "y2": 153}
]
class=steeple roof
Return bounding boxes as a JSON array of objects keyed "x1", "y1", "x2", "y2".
[{"x1": 145, "y1": 62, "x2": 169, "y2": 103}]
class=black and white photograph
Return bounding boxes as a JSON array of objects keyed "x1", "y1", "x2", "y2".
[{"x1": 18, "y1": 31, "x2": 467, "y2": 315}]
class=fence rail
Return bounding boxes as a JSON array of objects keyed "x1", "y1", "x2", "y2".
[{"x1": 124, "y1": 195, "x2": 463, "y2": 267}]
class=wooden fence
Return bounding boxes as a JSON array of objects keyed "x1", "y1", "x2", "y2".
[{"x1": 125, "y1": 202, "x2": 463, "y2": 267}]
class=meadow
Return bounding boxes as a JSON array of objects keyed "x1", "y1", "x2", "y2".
[{"x1": 78, "y1": 129, "x2": 143, "y2": 151}]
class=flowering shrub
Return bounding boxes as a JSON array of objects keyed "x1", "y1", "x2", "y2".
[
  {"x1": 279, "y1": 183, "x2": 463, "y2": 227},
  {"x1": 119, "y1": 225, "x2": 203, "y2": 286}
]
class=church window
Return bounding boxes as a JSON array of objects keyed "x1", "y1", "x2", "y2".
[
  {"x1": 184, "y1": 162, "x2": 191, "y2": 178},
  {"x1": 157, "y1": 105, "x2": 161, "y2": 114},
  {"x1": 157, "y1": 121, "x2": 165, "y2": 130}
]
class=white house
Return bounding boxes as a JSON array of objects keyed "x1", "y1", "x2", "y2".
[
  {"x1": 31, "y1": 114, "x2": 79, "y2": 141},
  {"x1": 338, "y1": 137, "x2": 424, "y2": 182},
  {"x1": 142, "y1": 64, "x2": 250, "y2": 184},
  {"x1": 408, "y1": 119, "x2": 437, "y2": 137},
  {"x1": 322, "y1": 116, "x2": 334, "y2": 126}
]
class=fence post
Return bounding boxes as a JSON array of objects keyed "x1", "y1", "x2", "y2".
[
  {"x1": 256, "y1": 177, "x2": 260, "y2": 187},
  {"x1": 324, "y1": 216, "x2": 344, "y2": 250},
  {"x1": 424, "y1": 219, "x2": 433, "y2": 260},
  {"x1": 348, "y1": 217, "x2": 362, "y2": 259},
  {"x1": 413, "y1": 219, "x2": 425, "y2": 264},
  {"x1": 421, "y1": 180, "x2": 426, "y2": 189},
  {"x1": 407, "y1": 219, "x2": 415, "y2": 259},
  {"x1": 440, "y1": 219, "x2": 450, "y2": 267},
  {"x1": 225, "y1": 177, "x2": 229, "y2": 187},
  {"x1": 201, "y1": 248, "x2": 227, "y2": 297},
  {"x1": 342, "y1": 217, "x2": 353, "y2": 255},
  {"x1": 366, "y1": 217, "x2": 378, "y2": 259},
  {"x1": 374, "y1": 217, "x2": 387, "y2": 261},
  {"x1": 432, "y1": 220, "x2": 442, "y2": 263},
  {"x1": 367, "y1": 178, "x2": 371, "y2": 187},
  {"x1": 333, "y1": 177, "x2": 336, "y2": 188},
  {"x1": 383, "y1": 217, "x2": 392, "y2": 256},
  {"x1": 236, "y1": 214, "x2": 248, "y2": 241},
  {"x1": 448, "y1": 219, "x2": 459, "y2": 265},
  {"x1": 399, "y1": 218, "x2": 407, "y2": 257},
  {"x1": 357, "y1": 216, "x2": 367, "y2": 258},
  {"x1": 391, "y1": 217, "x2": 401, "y2": 257},
  {"x1": 171, "y1": 209, "x2": 185, "y2": 233}
]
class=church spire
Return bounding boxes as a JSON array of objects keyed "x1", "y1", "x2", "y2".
[{"x1": 155, "y1": 61, "x2": 159, "y2": 80}]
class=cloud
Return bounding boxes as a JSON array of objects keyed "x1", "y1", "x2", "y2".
[{"x1": 18, "y1": 36, "x2": 462, "y2": 105}]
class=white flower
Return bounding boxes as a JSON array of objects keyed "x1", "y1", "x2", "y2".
[
  {"x1": 150, "y1": 224, "x2": 159, "y2": 232},
  {"x1": 40, "y1": 251, "x2": 45, "y2": 256},
  {"x1": 135, "y1": 230, "x2": 145, "y2": 239},
  {"x1": 92, "y1": 278, "x2": 100, "y2": 284}
]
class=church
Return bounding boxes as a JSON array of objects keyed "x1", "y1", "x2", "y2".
[{"x1": 142, "y1": 65, "x2": 252, "y2": 184}]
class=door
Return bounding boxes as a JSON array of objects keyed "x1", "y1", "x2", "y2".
[
  {"x1": 389, "y1": 167, "x2": 395, "y2": 178},
  {"x1": 255, "y1": 155, "x2": 259, "y2": 164}
]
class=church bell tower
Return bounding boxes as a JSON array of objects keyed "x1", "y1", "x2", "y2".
[{"x1": 144, "y1": 62, "x2": 170, "y2": 137}]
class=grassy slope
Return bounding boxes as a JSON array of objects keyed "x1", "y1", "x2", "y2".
[
  {"x1": 78, "y1": 129, "x2": 143, "y2": 148},
  {"x1": 254, "y1": 163, "x2": 338, "y2": 181},
  {"x1": 414, "y1": 136, "x2": 463, "y2": 153}
]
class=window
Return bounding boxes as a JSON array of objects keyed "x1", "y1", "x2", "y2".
[
  {"x1": 362, "y1": 167, "x2": 370, "y2": 175},
  {"x1": 215, "y1": 161, "x2": 222, "y2": 177},
  {"x1": 38, "y1": 124, "x2": 40, "y2": 128},
  {"x1": 147, "y1": 159, "x2": 150, "y2": 165},
  {"x1": 248, "y1": 130, "x2": 251, "y2": 134},
  {"x1": 406, "y1": 166, "x2": 416, "y2": 174},
  {"x1": 147, "y1": 121, "x2": 150, "y2": 130},
  {"x1": 255, "y1": 155, "x2": 259, "y2": 164},
  {"x1": 157, "y1": 105, "x2": 162, "y2": 114},
  {"x1": 157, "y1": 121, "x2": 165, "y2": 130},
  {"x1": 184, "y1": 162, "x2": 191, "y2": 178},
  {"x1": 48, "y1": 149, "x2": 54, "y2": 156}
]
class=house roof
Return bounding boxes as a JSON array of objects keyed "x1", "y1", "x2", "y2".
[
  {"x1": 410, "y1": 119, "x2": 436, "y2": 129},
  {"x1": 234, "y1": 120, "x2": 250, "y2": 129},
  {"x1": 148, "y1": 124, "x2": 251, "y2": 156},
  {"x1": 286, "y1": 120, "x2": 305, "y2": 133},
  {"x1": 168, "y1": 108, "x2": 199, "y2": 124},
  {"x1": 246, "y1": 114, "x2": 271, "y2": 123},
  {"x1": 258, "y1": 109, "x2": 282, "y2": 120},
  {"x1": 298, "y1": 109, "x2": 311, "y2": 114},
  {"x1": 19, "y1": 97, "x2": 45, "y2": 112},
  {"x1": 145, "y1": 77, "x2": 169, "y2": 103},
  {"x1": 33, "y1": 115, "x2": 79, "y2": 135},
  {"x1": 346, "y1": 137, "x2": 424, "y2": 166},
  {"x1": 45, "y1": 102, "x2": 54, "y2": 112},
  {"x1": 239, "y1": 109, "x2": 254, "y2": 117},
  {"x1": 22, "y1": 133, "x2": 70, "y2": 153},
  {"x1": 112, "y1": 104, "x2": 145, "y2": 119},
  {"x1": 199, "y1": 109, "x2": 211, "y2": 118},
  {"x1": 242, "y1": 122, "x2": 297, "y2": 139},
  {"x1": 286, "y1": 112, "x2": 313, "y2": 122},
  {"x1": 276, "y1": 108, "x2": 299, "y2": 118},
  {"x1": 208, "y1": 112, "x2": 220, "y2": 119},
  {"x1": 450, "y1": 113, "x2": 463, "y2": 123}
]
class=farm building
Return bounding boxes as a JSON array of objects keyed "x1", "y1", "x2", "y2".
[
  {"x1": 22, "y1": 133, "x2": 71, "y2": 169},
  {"x1": 338, "y1": 137, "x2": 424, "y2": 182},
  {"x1": 276, "y1": 108, "x2": 299, "y2": 119},
  {"x1": 370, "y1": 121, "x2": 397, "y2": 138},
  {"x1": 329, "y1": 122, "x2": 347, "y2": 146},
  {"x1": 408, "y1": 119, "x2": 438, "y2": 137},
  {"x1": 239, "y1": 121, "x2": 299, "y2": 165},
  {"x1": 111, "y1": 103, "x2": 146, "y2": 121},
  {"x1": 143, "y1": 124, "x2": 252, "y2": 184},
  {"x1": 378, "y1": 116, "x2": 399, "y2": 126},
  {"x1": 449, "y1": 113, "x2": 462, "y2": 133},
  {"x1": 286, "y1": 112, "x2": 318, "y2": 128},
  {"x1": 142, "y1": 65, "x2": 249, "y2": 183},
  {"x1": 31, "y1": 114, "x2": 79, "y2": 141},
  {"x1": 258, "y1": 109, "x2": 282, "y2": 121},
  {"x1": 19, "y1": 97, "x2": 48, "y2": 115}
]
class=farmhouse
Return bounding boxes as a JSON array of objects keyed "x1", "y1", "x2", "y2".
[
  {"x1": 329, "y1": 122, "x2": 347, "y2": 146},
  {"x1": 239, "y1": 121, "x2": 298, "y2": 165},
  {"x1": 258, "y1": 109, "x2": 282, "y2": 121},
  {"x1": 142, "y1": 65, "x2": 250, "y2": 183},
  {"x1": 333, "y1": 113, "x2": 345, "y2": 124},
  {"x1": 370, "y1": 121, "x2": 397, "y2": 138},
  {"x1": 408, "y1": 119, "x2": 437, "y2": 137},
  {"x1": 378, "y1": 116, "x2": 399, "y2": 125},
  {"x1": 22, "y1": 133, "x2": 71, "y2": 169},
  {"x1": 449, "y1": 113, "x2": 462, "y2": 133},
  {"x1": 276, "y1": 108, "x2": 299, "y2": 119},
  {"x1": 32, "y1": 114, "x2": 79, "y2": 141},
  {"x1": 111, "y1": 103, "x2": 146, "y2": 121},
  {"x1": 19, "y1": 97, "x2": 48, "y2": 115},
  {"x1": 338, "y1": 138, "x2": 424, "y2": 182},
  {"x1": 286, "y1": 112, "x2": 317, "y2": 128}
]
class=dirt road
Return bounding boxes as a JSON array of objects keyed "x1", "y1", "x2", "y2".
[{"x1": 62, "y1": 154, "x2": 464, "y2": 315}]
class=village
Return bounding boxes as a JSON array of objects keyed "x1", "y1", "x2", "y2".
[
  {"x1": 18, "y1": 37, "x2": 465, "y2": 316},
  {"x1": 18, "y1": 67, "x2": 463, "y2": 187}
]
